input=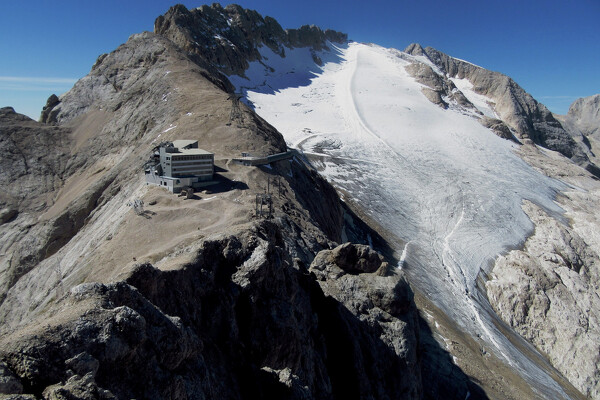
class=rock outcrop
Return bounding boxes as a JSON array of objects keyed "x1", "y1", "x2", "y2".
[
  {"x1": 558, "y1": 94, "x2": 600, "y2": 169},
  {"x1": 486, "y1": 201, "x2": 600, "y2": 399},
  {"x1": 0, "y1": 222, "x2": 423, "y2": 399},
  {"x1": 567, "y1": 94, "x2": 600, "y2": 140},
  {"x1": 404, "y1": 61, "x2": 476, "y2": 112},
  {"x1": 154, "y1": 4, "x2": 347, "y2": 77},
  {"x1": 309, "y1": 243, "x2": 421, "y2": 398},
  {"x1": 39, "y1": 94, "x2": 60, "y2": 124},
  {"x1": 404, "y1": 43, "x2": 599, "y2": 176}
]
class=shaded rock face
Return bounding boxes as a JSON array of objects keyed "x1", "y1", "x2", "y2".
[
  {"x1": 39, "y1": 94, "x2": 60, "y2": 124},
  {"x1": 0, "y1": 222, "x2": 422, "y2": 400},
  {"x1": 479, "y1": 116, "x2": 514, "y2": 140},
  {"x1": 404, "y1": 44, "x2": 597, "y2": 173},
  {"x1": 154, "y1": 3, "x2": 347, "y2": 77},
  {"x1": 309, "y1": 243, "x2": 421, "y2": 399},
  {"x1": 0, "y1": 106, "x2": 86, "y2": 305},
  {"x1": 486, "y1": 201, "x2": 600, "y2": 399}
]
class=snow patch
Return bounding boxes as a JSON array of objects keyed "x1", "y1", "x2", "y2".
[
  {"x1": 451, "y1": 78, "x2": 498, "y2": 118},
  {"x1": 163, "y1": 125, "x2": 177, "y2": 133}
]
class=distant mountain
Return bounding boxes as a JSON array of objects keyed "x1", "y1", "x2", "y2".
[
  {"x1": 556, "y1": 94, "x2": 600, "y2": 167},
  {"x1": 568, "y1": 94, "x2": 600, "y2": 139}
]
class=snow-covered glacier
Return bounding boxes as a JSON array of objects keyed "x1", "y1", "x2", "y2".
[{"x1": 230, "y1": 42, "x2": 571, "y2": 398}]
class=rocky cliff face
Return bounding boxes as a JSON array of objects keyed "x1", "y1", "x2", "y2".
[
  {"x1": 484, "y1": 141, "x2": 600, "y2": 399},
  {"x1": 154, "y1": 3, "x2": 347, "y2": 78},
  {"x1": 404, "y1": 44, "x2": 599, "y2": 176},
  {"x1": 0, "y1": 225, "x2": 422, "y2": 399},
  {"x1": 567, "y1": 94, "x2": 600, "y2": 140},
  {"x1": 556, "y1": 94, "x2": 600, "y2": 168},
  {"x1": 486, "y1": 201, "x2": 600, "y2": 399}
]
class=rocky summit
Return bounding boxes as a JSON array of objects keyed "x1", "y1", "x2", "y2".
[{"x1": 1, "y1": 3, "x2": 600, "y2": 400}]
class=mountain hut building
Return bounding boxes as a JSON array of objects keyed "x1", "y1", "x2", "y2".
[{"x1": 145, "y1": 140, "x2": 214, "y2": 193}]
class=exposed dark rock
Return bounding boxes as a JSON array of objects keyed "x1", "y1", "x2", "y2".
[
  {"x1": 154, "y1": 3, "x2": 347, "y2": 77},
  {"x1": 40, "y1": 94, "x2": 60, "y2": 124},
  {"x1": 0, "y1": 222, "x2": 423, "y2": 399},
  {"x1": 480, "y1": 116, "x2": 516, "y2": 141},
  {"x1": 0, "y1": 361, "x2": 23, "y2": 395}
]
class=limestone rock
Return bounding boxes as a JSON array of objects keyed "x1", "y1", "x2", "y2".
[
  {"x1": 311, "y1": 242, "x2": 385, "y2": 274},
  {"x1": 479, "y1": 116, "x2": 515, "y2": 140},
  {"x1": 486, "y1": 201, "x2": 600, "y2": 399},
  {"x1": 404, "y1": 61, "x2": 481, "y2": 112},
  {"x1": 0, "y1": 222, "x2": 423, "y2": 399},
  {"x1": 65, "y1": 353, "x2": 100, "y2": 378},
  {"x1": 40, "y1": 94, "x2": 60, "y2": 124},
  {"x1": 42, "y1": 373, "x2": 116, "y2": 400},
  {"x1": 567, "y1": 94, "x2": 600, "y2": 140},
  {"x1": 309, "y1": 243, "x2": 420, "y2": 398},
  {"x1": 0, "y1": 106, "x2": 75, "y2": 304},
  {"x1": 154, "y1": 4, "x2": 347, "y2": 77},
  {"x1": 559, "y1": 94, "x2": 600, "y2": 173},
  {"x1": 404, "y1": 43, "x2": 597, "y2": 174}
]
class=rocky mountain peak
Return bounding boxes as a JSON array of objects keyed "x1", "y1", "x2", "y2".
[
  {"x1": 403, "y1": 43, "x2": 599, "y2": 175},
  {"x1": 154, "y1": 3, "x2": 347, "y2": 76},
  {"x1": 403, "y1": 43, "x2": 426, "y2": 56},
  {"x1": 567, "y1": 94, "x2": 600, "y2": 139}
]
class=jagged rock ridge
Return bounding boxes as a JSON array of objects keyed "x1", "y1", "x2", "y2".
[
  {"x1": 154, "y1": 3, "x2": 347, "y2": 77},
  {"x1": 404, "y1": 43, "x2": 600, "y2": 176},
  {"x1": 0, "y1": 225, "x2": 421, "y2": 399}
]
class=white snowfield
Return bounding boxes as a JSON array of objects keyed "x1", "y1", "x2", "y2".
[{"x1": 230, "y1": 42, "x2": 570, "y2": 398}]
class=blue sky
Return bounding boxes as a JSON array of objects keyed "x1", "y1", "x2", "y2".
[{"x1": 1, "y1": 0, "x2": 598, "y2": 119}]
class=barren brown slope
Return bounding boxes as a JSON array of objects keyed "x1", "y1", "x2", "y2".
[{"x1": 0, "y1": 29, "x2": 331, "y2": 327}]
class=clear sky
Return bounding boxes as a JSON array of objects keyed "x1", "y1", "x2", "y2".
[{"x1": 1, "y1": 0, "x2": 598, "y2": 120}]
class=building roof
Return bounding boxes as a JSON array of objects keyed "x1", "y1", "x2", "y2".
[
  {"x1": 176, "y1": 148, "x2": 213, "y2": 156},
  {"x1": 173, "y1": 139, "x2": 197, "y2": 149}
]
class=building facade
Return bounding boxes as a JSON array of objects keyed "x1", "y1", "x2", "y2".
[{"x1": 145, "y1": 140, "x2": 214, "y2": 193}]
